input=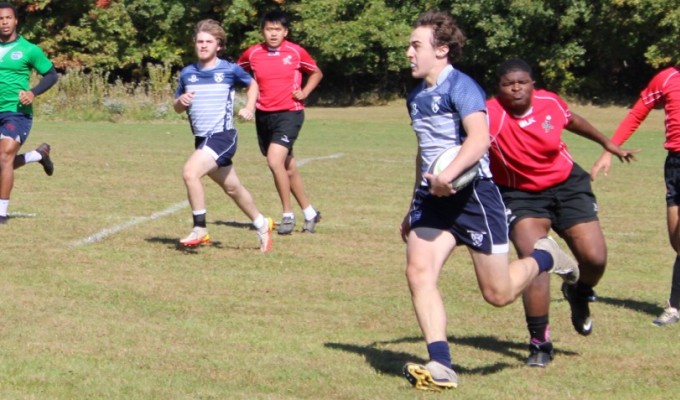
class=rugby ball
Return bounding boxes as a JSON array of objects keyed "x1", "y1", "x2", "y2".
[{"x1": 427, "y1": 145, "x2": 479, "y2": 191}]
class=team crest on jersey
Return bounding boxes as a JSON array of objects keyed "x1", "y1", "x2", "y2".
[
  {"x1": 410, "y1": 102, "x2": 419, "y2": 116},
  {"x1": 431, "y1": 96, "x2": 441, "y2": 113},
  {"x1": 11, "y1": 51, "x2": 23, "y2": 60},
  {"x1": 468, "y1": 230, "x2": 485, "y2": 248},
  {"x1": 188, "y1": 74, "x2": 199, "y2": 83},
  {"x1": 214, "y1": 73, "x2": 224, "y2": 83},
  {"x1": 542, "y1": 115, "x2": 554, "y2": 133},
  {"x1": 283, "y1": 55, "x2": 292, "y2": 65}
]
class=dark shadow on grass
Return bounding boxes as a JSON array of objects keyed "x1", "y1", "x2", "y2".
[
  {"x1": 145, "y1": 236, "x2": 224, "y2": 253},
  {"x1": 325, "y1": 335, "x2": 579, "y2": 377},
  {"x1": 591, "y1": 296, "x2": 662, "y2": 317},
  {"x1": 213, "y1": 220, "x2": 255, "y2": 230}
]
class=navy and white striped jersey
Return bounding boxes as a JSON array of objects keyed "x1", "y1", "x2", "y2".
[
  {"x1": 175, "y1": 59, "x2": 252, "y2": 137},
  {"x1": 407, "y1": 65, "x2": 493, "y2": 186}
]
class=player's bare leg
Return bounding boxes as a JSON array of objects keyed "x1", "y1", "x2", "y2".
[
  {"x1": 179, "y1": 150, "x2": 215, "y2": 246},
  {"x1": 0, "y1": 138, "x2": 20, "y2": 223}
]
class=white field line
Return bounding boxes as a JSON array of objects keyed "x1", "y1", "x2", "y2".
[{"x1": 71, "y1": 153, "x2": 344, "y2": 247}]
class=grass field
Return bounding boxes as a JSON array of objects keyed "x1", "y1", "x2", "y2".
[{"x1": 1, "y1": 103, "x2": 678, "y2": 399}]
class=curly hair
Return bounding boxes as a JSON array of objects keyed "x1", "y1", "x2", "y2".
[
  {"x1": 194, "y1": 19, "x2": 227, "y2": 51},
  {"x1": 414, "y1": 10, "x2": 466, "y2": 64}
]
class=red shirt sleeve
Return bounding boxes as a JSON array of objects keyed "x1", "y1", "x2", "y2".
[{"x1": 610, "y1": 98, "x2": 654, "y2": 146}]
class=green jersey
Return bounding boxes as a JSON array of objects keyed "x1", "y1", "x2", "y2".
[{"x1": 0, "y1": 36, "x2": 53, "y2": 115}]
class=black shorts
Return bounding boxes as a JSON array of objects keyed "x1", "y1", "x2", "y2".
[
  {"x1": 665, "y1": 152, "x2": 680, "y2": 206},
  {"x1": 499, "y1": 163, "x2": 598, "y2": 233},
  {"x1": 255, "y1": 110, "x2": 304, "y2": 156},
  {"x1": 194, "y1": 130, "x2": 236, "y2": 168},
  {"x1": 408, "y1": 179, "x2": 510, "y2": 254}
]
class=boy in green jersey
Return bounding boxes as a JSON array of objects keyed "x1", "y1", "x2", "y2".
[{"x1": 0, "y1": 2, "x2": 58, "y2": 224}]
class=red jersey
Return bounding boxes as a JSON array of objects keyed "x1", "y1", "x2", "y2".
[
  {"x1": 237, "y1": 40, "x2": 319, "y2": 112},
  {"x1": 611, "y1": 66, "x2": 680, "y2": 152},
  {"x1": 487, "y1": 89, "x2": 575, "y2": 191}
]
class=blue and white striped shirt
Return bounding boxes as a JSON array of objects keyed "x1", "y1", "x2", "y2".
[
  {"x1": 407, "y1": 65, "x2": 493, "y2": 186},
  {"x1": 175, "y1": 59, "x2": 252, "y2": 137}
]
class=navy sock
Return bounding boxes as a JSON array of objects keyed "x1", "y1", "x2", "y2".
[
  {"x1": 192, "y1": 212, "x2": 207, "y2": 228},
  {"x1": 669, "y1": 256, "x2": 680, "y2": 309},
  {"x1": 526, "y1": 315, "x2": 550, "y2": 343},
  {"x1": 531, "y1": 249, "x2": 553, "y2": 272},
  {"x1": 427, "y1": 341, "x2": 451, "y2": 367}
]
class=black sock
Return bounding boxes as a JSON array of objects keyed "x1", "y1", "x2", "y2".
[
  {"x1": 574, "y1": 281, "x2": 595, "y2": 297},
  {"x1": 192, "y1": 212, "x2": 207, "y2": 228},
  {"x1": 669, "y1": 256, "x2": 680, "y2": 309},
  {"x1": 526, "y1": 315, "x2": 549, "y2": 343}
]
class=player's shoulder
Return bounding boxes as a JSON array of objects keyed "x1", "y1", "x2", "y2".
[{"x1": 651, "y1": 66, "x2": 680, "y2": 87}]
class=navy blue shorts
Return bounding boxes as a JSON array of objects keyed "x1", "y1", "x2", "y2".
[
  {"x1": 255, "y1": 110, "x2": 303, "y2": 156},
  {"x1": 499, "y1": 163, "x2": 598, "y2": 233},
  {"x1": 195, "y1": 129, "x2": 237, "y2": 168},
  {"x1": 0, "y1": 112, "x2": 32, "y2": 145},
  {"x1": 408, "y1": 179, "x2": 510, "y2": 254},
  {"x1": 665, "y1": 152, "x2": 680, "y2": 206}
]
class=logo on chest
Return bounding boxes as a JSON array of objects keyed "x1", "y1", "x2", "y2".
[
  {"x1": 541, "y1": 116, "x2": 554, "y2": 133},
  {"x1": 214, "y1": 73, "x2": 224, "y2": 83},
  {"x1": 431, "y1": 96, "x2": 441, "y2": 113}
]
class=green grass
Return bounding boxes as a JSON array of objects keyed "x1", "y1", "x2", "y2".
[{"x1": 0, "y1": 103, "x2": 677, "y2": 399}]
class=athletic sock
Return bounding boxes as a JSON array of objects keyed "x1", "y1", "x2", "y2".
[
  {"x1": 252, "y1": 214, "x2": 266, "y2": 231},
  {"x1": 23, "y1": 150, "x2": 42, "y2": 163},
  {"x1": 573, "y1": 281, "x2": 594, "y2": 297},
  {"x1": 0, "y1": 198, "x2": 8, "y2": 217},
  {"x1": 526, "y1": 315, "x2": 550, "y2": 343},
  {"x1": 531, "y1": 249, "x2": 554, "y2": 272},
  {"x1": 302, "y1": 205, "x2": 317, "y2": 221},
  {"x1": 282, "y1": 212, "x2": 295, "y2": 220},
  {"x1": 427, "y1": 340, "x2": 452, "y2": 367},
  {"x1": 192, "y1": 209, "x2": 207, "y2": 228},
  {"x1": 669, "y1": 256, "x2": 680, "y2": 309}
]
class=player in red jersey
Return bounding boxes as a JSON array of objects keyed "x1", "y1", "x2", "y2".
[
  {"x1": 592, "y1": 66, "x2": 680, "y2": 326},
  {"x1": 237, "y1": 10, "x2": 322, "y2": 235},
  {"x1": 487, "y1": 59, "x2": 635, "y2": 366}
]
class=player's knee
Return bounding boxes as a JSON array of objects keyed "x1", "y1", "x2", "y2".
[
  {"x1": 481, "y1": 288, "x2": 513, "y2": 307},
  {"x1": 405, "y1": 262, "x2": 432, "y2": 287}
]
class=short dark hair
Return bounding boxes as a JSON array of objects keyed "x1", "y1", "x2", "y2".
[
  {"x1": 413, "y1": 10, "x2": 466, "y2": 64},
  {"x1": 0, "y1": 2, "x2": 17, "y2": 18},
  {"x1": 496, "y1": 59, "x2": 533, "y2": 80},
  {"x1": 260, "y1": 10, "x2": 290, "y2": 31}
]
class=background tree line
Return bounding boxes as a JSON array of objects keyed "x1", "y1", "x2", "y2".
[{"x1": 12, "y1": 0, "x2": 680, "y2": 105}]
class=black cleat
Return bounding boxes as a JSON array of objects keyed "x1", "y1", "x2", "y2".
[
  {"x1": 562, "y1": 282, "x2": 593, "y2": 336},
  {"x1": 526, "y1": 340, "x2": 554, "y2": 367},
  {"x1": 36, "y1": 143, "x2": 54, "y2": 176}
]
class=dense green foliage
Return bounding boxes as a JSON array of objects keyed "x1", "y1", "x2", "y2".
[{"x1": 12, "y1": 0, "x2": 680, "y2": 103}]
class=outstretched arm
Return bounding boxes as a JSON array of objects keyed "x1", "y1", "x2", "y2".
[{"x1": 565, "y1": 113, "x2": 638, "y2": 180}]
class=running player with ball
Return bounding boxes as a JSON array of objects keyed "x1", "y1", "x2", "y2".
[{"x1": 400, "y1": 11, "x2": 580, "y2": 391}]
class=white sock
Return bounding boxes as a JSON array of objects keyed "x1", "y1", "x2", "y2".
[
  {"x1": 302, "y1": 206, "x2": 317, "y2": 221},
  {"x1": 0, "y1": 199, "x2": 9, "y2": 217},
  {"x1": 23, "y1": 150, "x2": 42, "y2": 163},
  {"x1": 282, "y1": 212, "x2": 295, "y2": 220},
  {"x1": 192, "y1": 209, "x2": 206, "y2": 216},
  {"x1": 252, "y1": 214, "x2": 266, "y2": 230}
]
